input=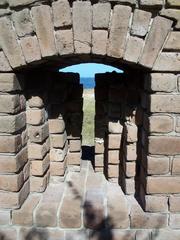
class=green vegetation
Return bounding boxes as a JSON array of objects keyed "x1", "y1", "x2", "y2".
[{"x1": 82, "y1": 89, "x2": 95, "y2": 146}]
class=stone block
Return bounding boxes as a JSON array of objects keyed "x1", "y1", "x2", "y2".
[
  {"x1": 131, "y1": 9, "x2": 152, "y2": 37},
  {"x1": 28, "y1": 122, "x2": 49, "y2": 143},
  {"x1": 95, "y1": 154, "x2": 104, "y2": 167},
  {"x1": 147, "y1": 176, "x2": 180, "y2": 194},
  {"x1": 0, "y1": 210, "x2": 11, "y2": 225},
  {"x1": 0, "y1": 147, "x2": 27, "y2": 174},
  {"x1": 147, "y1": 156, "x2": 169, "y2": 175},
  {"x1": 55, "y1": 29, "x2": 74, "y2": 55},
  {"x1": 139, "y1": 16, "x2": 172, "y2": 68},
  {"x1": 125, "y1": 143, "x2": 137, "y2": 161},
  {"x1": 152, "y1": 230, "x2": 180, "y2": 240},
  {"x1": 12, "y1": 194, "x2": 40, "y2": 226},
  {"x1": 0, "y1": 94, "x2": 21, "y2": 114},
  {"x1": 48, "y1": 119, "x2": 65, "y2": 134},
  {"x1": 125, "y1": 162, "x2": 136, "y2": 177},
  {"x1": 169, "y1": 196, "x2": 180, "y2": 212},
  {"x1": 12, "y1": 9, "x2": 33, "y2": 37},
  {"x1": 30, "y1": 170, "x2": 49, "y2": 193},
  {"x1": 135, "y1": 230, "x2": 151, "y2": 240},
  {"x1": 172, "y1": 156, "x2": 180, "y2": 174},
  {"x1": 148, "y1": 136, "x2": 180, "y2": 155},
  {"x1": 146, "y1": 115, "x2": 174, "y2": 133},
  {"x1": 20, "y1": 36, "x2": 41, "y2": 63},
  {"x1": 145, "y1": 73, "x2": 177, "y2": 93},
  {"x1": 28, "y1": 138, "x2": 49, "y2": 160},
  {"x1": 50, "y1": 132, "x2": 67, "y2": 148},
  {"x1": 150, "y1": 94, "x2": 180, "y2": 113},
  {"x1": 27, "y1": 109, "x2": 45, "y2": 126},
  {"x1": 0, "y1": 179, "x2": 29, "y2": 209},
  {"x1": 170, "y1": 214, "x2": 180, "y2": 229},
  {"x1": 69, "y1": 139, "x2": 81, "y2": 152},
  {"x1": 176, "y1": 116, "x2": 180, "y2": 132},
  {"x1": 0, "y1": 17, "x2": 25, "y2": 68},
  {"x1": 50, "y1": 143, "x2": 68, "y2": 162},
  {"x1": 124, "y1": 36, "x2": 144, "y2": 63},
  {"x1": 52, "y1": 0, "x2": 71, "y2": 28},
  {"x1": 28, "y1": 95, "x2": 44, "y2": 108},
  {"x1": 108, "y1": 120, "x2": 123, "y2": 134},
  {"x1": 67, "y1": 152, "x2": 81, "y2": 165},
  {"x1": 145, "y1": 195, "x2": 168, "y2": 213},
  {"x1": 153, "y1": 53, "x2": 180, "y2": 71},
  {"x1": 0, "y1": 134, "x2": 22, "y2": 154},
  {"x1": 0, "y1": 73, "x2": 22, "y2": 92},
  {"x1": 160, "y1": 9, "x2": 180, "y2": 29},
  {"x1": 108, "y1": 150, "x2": 119, "y2": 164},
  {"x1": 167, "y1": 0, "x2": 180, "y2": 7},
  {"x1": 108, "y1": 5, "x2": 131, "y2": 58},
  {"x1": 73, "y1": 1, "x2": 92, "y2": 54},
  {"x1": 0, "y1": 51, "x2": 12, "y2": 72},
  {"x1": 50, "y1": 161, "x2": 66, "y2": 176},
  {"x1": 31, "y1": 5, "x2": 57, "y2": 57},
  {"x1": 164, "y1": 32, "x2": 180, "y2": 51},
  {"x1": 92, "y1": 30, "x2": 108, "y2": 56},
  {"x1": 0, "y1": 171, "x2": 25, "y2": 192},
  {"x1": 139, "y1": 0, "x2": 163, "y2": 7},
  {"x1": 93, "y1": 3, "x2": 111, "y2": 29},
  {"x1": 31, "y1": 154, "x2": 49, "y2": 176},
  {"x1": 0, "y1": 228, "x2": 17, "y2": 240},
  {"x1": 108, "y1": 164, "x2": 119, "y2": 178},
  {"x1": 125, "y1": 122, "x2": 138, "y2": 143},
  {"x1": 108, "y1": 134, "x2": 122, "y2": 149}
]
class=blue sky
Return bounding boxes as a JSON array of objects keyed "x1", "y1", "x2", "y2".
[{"x1": 59, "y1": 63, "x2": 123, "y2": 78}]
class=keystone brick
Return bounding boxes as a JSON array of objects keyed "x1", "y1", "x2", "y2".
[
  {"x1": 26, "y1": 109, "x2": 45, "y2": 125},
  {"x1": 0, "y1": 147, "x2": 27, "y2": 174},
  {"x1": 146, "y1": 176, "x2": 180, "y2": 194},
  {"x1": 108, "y1": 5, "x2": 131, "y2": 58},
  {"x1": 12, "y1": 194, "x2": 40, "y2": 226},
  {"x1": 0, "y1": 112, "x2": 26, "y2": 134},
  {"x1": 169, "y1": 196, "x2": 180, "y2": 212},
  {"x1": 8, "y1": 0, "x2": 39, "y2": 7},
  {"x1": 139, "y1": 16, "x2": 172, "y2": 68},
  {"x1": 131, "y1": 9, "x2": 152, "y2": 37},
  {"x1": 50, "y1": 132, "x2": 67, "y2": 148},
  {"x1": 0, "y1": 17, "x2": 25, "y2": 68},
  {"x1": 172, "y1": 156, "x2": 180, "y2": 174},
  {"x1": 0, "y1": 179, "x2": 29, "y2": 209},
  {"x1": 92, "y1": 30, "x2": 108, "y2": 56},
  {"x1": 145, "y1": 195, "x2": 168, "y2": 213},
  {"x1": 93, "y1": 3, "x2": 111, "y2": 29},
  {"x1": 145, "y1": 73, "x2": 177, "y2": 93},
  {"x1": 125, "y1": 143, "x2": 137, "y2": 161},
  {"x1": 20, "y1": 36, "x2": 41, "y2": 63},
  {"x1": 0, "y1": 73, "x2": 22, "y2": 92},
  {"x1": 153, "y1": 53, "x2": 180, "y2": 72},
  {"x1": 124, "y1": 36, "x2": 144, "y2": 63},
  {"x1": 12, "y1": 9, "x2": 33, "y2": 37},
  {"x1": 52, "y1": 0, "x2": 71, "y2": 27},
  {"x1": 108, "y1": 164, "x2": 119, "y2": 178},
  {"x1": 31, "y1": 5, "x2": 57, "y2": 57},
  {"x1": 73, "y1": 1, "x2": 92, "y2": 54},
  {"x1": 150, "y1": 94, "x2": 180, "y2": 113},
  {"x1": 48, "y1": 119, "x2": 65, "y2": 134},
  {"x1": 164, "y1": 32, "x2": 180, "y2": 51},
  {"x1": 0, "y1": 51, "x2": 12, "y2": 72},
  {"x1": 28, "y1": 122, "x2": 49, "y2": 143},
  {"x1": 147, "y1": 156, "x2": 169, "y2": 175},
  {"x1": 55, "y1": 29, "x2": 74, "y2": 56},
  {"x1": 148, "y1": 136, "x2": 180, "y2": 155},
  {"x1": 0, "y1": 134, "x2": 22, "y2": 154}
]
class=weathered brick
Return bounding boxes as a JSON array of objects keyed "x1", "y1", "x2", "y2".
[
  {"x1": 95, "y1": 139, "x2": 104, "y2": 154},
  {"x1": 28, "y1": 95, "x2": 44, "y2": 108},
  {"x1": 169, "y1": 196, "x2": 180, "y2": 212},
  {"x1": 69, "y1": 139, "x2": 81, "y2": 152},
  {"x1": 12, "y1": 9, "x2": 33, "y2": 37},
  {"x1": 170, "y1": 214, "x2": 180, "y2": 229},
  {"x1": 73, "y1": 1, "x2": 92, "y2": 54},
  {"x1": 152, "y1": 230, "x2": 180, "y2": 240},
  {"x1": 108, "y1": 5, "x2": 131, "y2": 58},
  {"x1": 0, "y1": 210, "x2": 11, "y2": 225},
  {"x1": 125, "y1": 122, "x2": 138, "y2": 143},
  {"x1": 50, "y1": 160, "x2": 66, "y2": 176},
  {"x1": 149, "y1": 136, "x2": 180, "y2": 155},
  {"x1": 0, "y1": 147, "x2": 27, "y2": 174},
  {"x1": 30, "y1": 170, "x2": 49, "y2": 193},
  {"x1": 48, "y1": 119, "x2": 65, "y2": 134},
  {"x1": 20, "y1": 36, "x2": 41, "y2": 63},
  {"x1": 50, "y1": 132, "x2": 67, "y2": 148},
  {"x1": 164, "y1": 32, "x2": 180, "y2": 51},
  {"x1": 172, "y1": 156, "x2": 180, "y2": 174},
  {"x1": 0, "y1": 171, "x2": 25, "y2": 192},
  {"x1": 0, "y1": 112, "x2": 26, "y2": 134},
  {"x1": 160, "y1": 9, "x2": 180, "y2": 29},
  {"x1": 27, "y1": 109, "x2": 45, "y2": 126},
  {"x1": 108, "y1": 134, "x2": 122, "y2": 149},
  {"x1": 93, "y1": 3, "x2": 111, "y2": 29},
  {"x1": 31, "y1": 154, "x2": 49, "y2": 176},
  {"x1": 150, "y1": 94, "x2": 180, "y2": 113},
  {"x1": 124, "y1": 36, "x2": 144, "y2": 63},
  {"x1": 108, "y1": 164, "x2": 119, "y2": 178},
  {"x1": 167, "y1": 0, "x2": 180, "y2": 7},
  {"x1": 67, "y1": 152, "x2": 81, "y2": 165},
  {"x1": 28, "y1": 138, "x2": 49, "y2": 160},
  {"x1": 125, "y1": 143, "x2": 137, "y2": 161},
  {"x1": 145, "y1": 195, "x2": 168, "y2": 213},
  {"x1": 0, "y1": 94, "x2": 21, "y2": 114},
  {"x1": 145, "y1": 115, "x2": 174, "y2": 133},
  {"x1": 8, "y1": 0, "x2": 40, "y2": 7},
  {"x1": 12, "y1": 194, "x2": 40, "y2": 226},
  {"x1": 92, "y1": 30, "x2": 108, "y2": 56},
  {"x1": 153, "y1": 53, "x2": 180, "y2": 72},
  {"x1": 131, "y1": 9, "x2": 152, "y2": 37},
  {"x1": 139, "y1": 16, "x2": 172, "y2": 68},
  {"x1": 0, "y1": 227, "x2": 17, "y2": 240},
  {"x1": 0, "y1": 73, "x2": 23, "y2": 92},
  {"x1": 50, "y1": 143, "x2": 68, "y2": 162},
  {"x1": 108, "y1": 120, "x2": 123, "y2": 134},
  {"x1": 0, "y1": 51, "x2": 12, "y2": 72},
  {"x1": 145, "y1": 73, "x2": 177, "y2": 93},
  {"x1": 55, "y1": 29, "x2": 74, "y2": 55},
  {"x1": 0, "y1": 17, "x2": 25, "y2": 68},
  {"x1": 108, "y1": 150, "x2": 119, "y2": 164},
  {"x1": 147, "y1": 176, "x2": 180, "y2": 194},
  {"x1": 31, "y1": 5, "x2": 57, "y2": 57},
  {"x1": 0, "y1": 134, "x2": 22, "y2": 153},
  {"x1": 147, "y1": 156, "x2": 169, "y2": 175},
  {"x1": 125, "y1": 162, "x2": 136, "y2": 177},
  {"x1": 139, "y1": 0, "x2": 163, "y2": 7},
  {"x1": 0, "y1": 180, "x2": 29, "y2": 209},
  {"x1": 28, "y1": 122, "x2": 49, "y2": 143}
]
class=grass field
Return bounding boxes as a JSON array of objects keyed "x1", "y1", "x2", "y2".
[{"x1": 82, "y1": 89, "x2": 95, "y2": 146}]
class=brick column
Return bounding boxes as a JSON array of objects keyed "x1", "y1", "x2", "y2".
[
  {"x1": 143, "y1": 73, "x2": 180, "y2": 219},
  {"x1": 0, "y1": 73, "x2": 29, "y2": 210}
]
